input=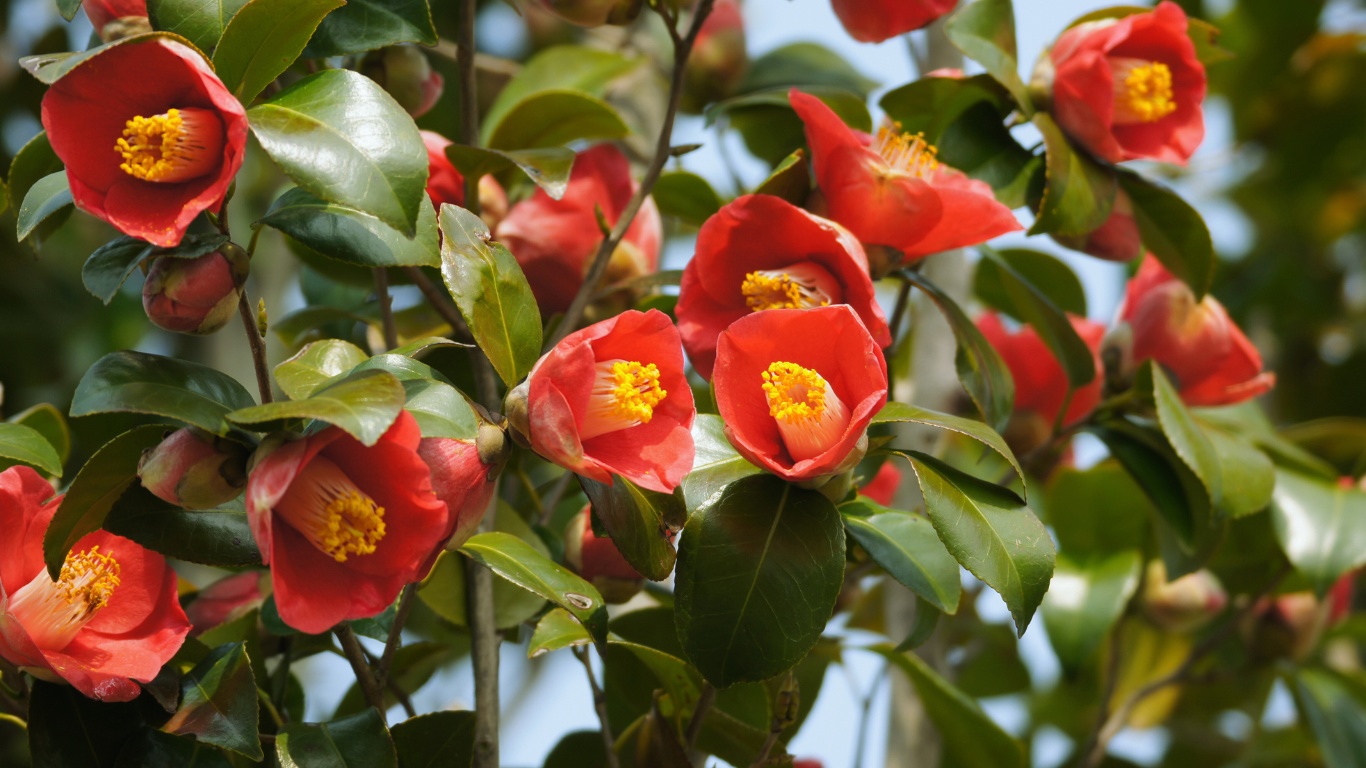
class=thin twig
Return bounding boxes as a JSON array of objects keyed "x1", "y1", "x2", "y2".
[
  {"x1": 575, "y1": 646, "x2": 621, "y2": 768},
  {"x1": 257, "y1": 687, "x2": 285, "y2": 729},
  {"x1": 335, "y1": 626, "x2": 387, "y2": 724},
  {"x1": 377, "y1": 583, "x2": 417, "y2": 690},
  {"x1": 1077, "y1": 624, "x2": 1125, "y2": 766},
  {"x1": 238, "y1": 292, "x2": 273, "y2": 403},
  {"x1": 373, "y1": 267, "x2": 398, "y2": 351},
  {"x1": 684, "y1": 682, "x2": 717, "y2": 750},
  {"x1": 886, "y1": 275, "x2": 914, "y2": 361},
  {"x1": 403, "y1": 266, "x2": 472, "y2": 342},
  {"x1": 749, "y1": 732, "x2": 781, "y2": 768},
  {"x1": 270, "y1": 636, "x2": 293, "y2": 724},
  {"x1": 537, "y1": 471, "x2": 576, "y2": 527},
  {"x1": 851, "y1": 662, "x2": 889, "y2": 768}
]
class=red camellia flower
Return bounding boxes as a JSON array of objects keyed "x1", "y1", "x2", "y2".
[
  {"x1": 417, "y1": 436, "x2": 499, "y2": 559},
  {"x1": 564, "y1": 506, "x2": 647, "y2": 604},
  {"x1": 790, "y1": 89, "x2": 1021, "y2": 261},
  {"x1": 977, "y1": 312, "x2": 1106, "y2": 428},
  {"x1": 714, "y1": 306, "x2": 888, "y2": 483},
  {"x1": 246, "y1": 411, "x2": 451, "y2": 634},
  {"x1": 422, "y1": 130, "x2": 509, "y2": 227},
  {"x1": 861, "y1": 462, "x2": 902, "y2": 506},
  {"x1": 1044, "y1": 2, "x2": 1205, "y2": 165},
  {"x1": 41, "y1": 37, "x2": 248, "y2": 247},
  {"x1": 1114, "y1": 256, "x2": 1275, "y2": 407},
  {"x1": 0, "y1": 466, "x2": 190, "y2": 701},
  {"x1": 85, "y1": 0, "x2": 147, "y2": 30},
  {"x1": 525, "y1": 309, "x2": 695, "y2": 492},
  {"x1": 677, "y1": 194, "x2": 889, "y2": 380},
  {"x1": 496, "y1": 144, "x2": 662, "y2": 316},
  {"x1": 831, "y1": 0, "x2": 956, "y2": 43}
]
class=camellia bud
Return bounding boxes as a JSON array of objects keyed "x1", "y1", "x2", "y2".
[
  {"x1": 186, "y1": 571, "x2": 264, "y2": 636},
  {"x1": 142, "y1": 243, "x2": 249, "y2": 335},
  {"x1": 360, "y1": 45, "x2": 444, "y2": 119},
  {"x1": 1052, "y1": 188, "x2": 1144, "y2": 262},
  {"x1": 503, "y1": 380, "x2": 531, "y2": 448},
  {"x1": 564, "y1": 506, "x2": 645, "y2": 604},
  {"x1": 138, "y1": 427, "x2": 249, "y2": 510},
  {"x1": 680, "y1": 0, "x2": 747, "y2": 113},
  {"x1": 1244, "y1": 574, "x2": 1354, "y2": 662},
  {"x1": 1140, "y1": 561, "x2": 1227, "y2": 634},
  {"x1": 535, "y1": 0, "x2": 641, "y2": 27},
  {"x1": 418, "y1": 433, "x2": 502, "y2": 555}
]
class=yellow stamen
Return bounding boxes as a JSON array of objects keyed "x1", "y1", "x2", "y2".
[
  {"x1": 741, "y1": 262, "x2": 840, "y2": 312},
  {"x1": 275, "y1": 457, "x2": 386, "y2": 563},
  {"x1": 115, "y1": 107, "x2": 225, "y2": 183},
  {"x1": 762, "y1": 361, "x2": 852, "y2": 461},
  {"x1": 579, "y1": 359, "x2": 668, "y2": 441},
  {"x1": 7, "y1": 546, "x2": 121, "y2": 651},
  {"x1": 1111, "y1": 59, "x2": 1177, "y2": 124},
  {"x1": 871, "y1": 121, "x2": 940, "y2": 178}
]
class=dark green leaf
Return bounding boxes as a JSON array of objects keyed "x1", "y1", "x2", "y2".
[
  {"x1": 844, "y1": 509, "x2": 961, "y2": 614},
  {"x1": 610, "y1": 640, "x2": 702, "y2": 718},
  {"x1": 681, "y1": 414, "x2": 761, "y2": 510},
  {"x1": 104, "y1": 489, "x2": 261, "y2": 567},
  {"x1": 974, "y1": 247, "x2": 1086, "y2": 318},
  {"x1": 147, "y1": 0, "x2": 251, "y2": 52},
  {"x1": 485, "y1": 90, "x2": 630, "y2": 151},
  {"x1": 227, "y1": 369, "x2": 406, "y2": 446},
  {"x1": 0, "y1": 422, "x2": 63, "y2": 476},
  {"x1": 1119, "y1": 170, "x2": 1215, "y2": 299},
  {"x1": 259, "y1": 187, "x2": 440, "y2": 269},
  {"x1": 304, "y1": 0, "x2": 437, "y2": 58},
  {"x1": 16, "y1": 171, "x2": 72, "y2": 242},
  {"x1": 674, "y1": 474, "x2": 845, "y2": 687},
  {"x1": 945, "y1": 0, "x2": 1031, "y2": 113},
  {"x1": 652, "y1": 171, "x2": 723, "y2": 228},
  {"x1": 739, "y1": 42, "x2": 877, "y2": 97},
  {"x1": 1029, "y1": 112, "x2": 1118, "y2": 237},
  {"x1": 483, "y1": 45, "x2": 640, "y2": 142},
  {"x1": 391, "y1": 711, "x2": 475, "y2": 768},
  {"x1": 1045, "y1": 462, "x2": 1151, "y2": 557},
  {"x1": 1293, "y1": 668, "x2": 1366, "y2": 768},
  {"x1": 163, "y1": 642, "x2": 262, "y2": 760},
  {"x1": 977, "y1": 248, "x2": 1097, "y2": 388},
  {"x1": 27, "y1": 680, "x2": 143, "y2": 768},
  {"x1": 249, "y1": 69, "x2": 428, "y2": 235},
  {"x1": 1041, "y1": 551, "x2": 1142, "y2": 670},
  {"x1": 72, "y1": 350, "x2": 257, "y2": 435},
  {"x1": 444, "y1": 145, "x2": 576, "y2": 200},
  {"x1": 543, "y1": 731, "x2": 608, "y2": 768},
  {"x1": 1272, "y1": 469, "x2": 1366, "y2": 597},
  {"x1": 579, "y1": 475, "x2": 684, "y2": 581},
  {"x1": 1089, "y1": 420, "x2": 1211, "y2": 558},
  {"x1": 438, "y1": 204, "x2": 542, "y2": 386},
  {"x1": 83, "y1": 233, "x2": 229, "y2": 304},
  {"x1": 871, "y1": 400, "x2": 1024, "y2": 489},
  {"x1": 276, "y1": 709, "x2": 397, "y2": 768},
  {"x1": 212, "y1": 0, "x2": 343, "y2": 105},
  {"x1": 9, "y1": 403, "x2": 72, "y2": 465},
  {"x1": 529, "y1": 607, "x2": 593, "y2": 658},
  {"x1": 751, "y1": 149, "x2": 810, "y2": 205},
  {"x1": 893, "y1": 451, "x2": 1054, "y2": 636},
  {"x1": 274, "y1": 339, "x2": 369, "y2": 400},
  {"x1": 8, "y1": 132, "x2": 62, "y2": 216},
  {"x1": 459, "y1": 531, "x2": 609, "y2": 644},
  {"x1": 115, "y1": 730, "x2": 234, "y2": 768}
]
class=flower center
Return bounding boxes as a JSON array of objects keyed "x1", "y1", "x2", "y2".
[
  {"x1": 872, "y1": 122, "x2": 939, "y2": 178},
  {"x1": 275, "y1": 456, "x2": 386, "y2": 563},
  {"x1": 762, "y1": 361, "x2": 851, "y2": 462},
  {"x1": 1110, "y1": 58, "x2": 1177, "y2": 124},
  {"x1": 7, "y1": 546, "x2": 121, "y2": 651},
  {"x1": 579, "y1": 359, "x2": 668, "y2": 442},
  {"x1": 115, "y1": 107, "x2": 225, "y2": 183},
  {"x1": 741, "y1": 262, "x2": 841, "y2": 312}
]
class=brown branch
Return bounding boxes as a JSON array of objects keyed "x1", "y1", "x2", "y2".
[
  {"x1": 335, "y1": 626, "x2": 386, "y2": 724},
  {"x1": 684, "y1": 682, "x2": 716, "y2": 750},
  {"x1": 373, "y1": 267, "x2": 398, "y2": 350},
  {"x1": 238, "y1": 292, "x2": 273, "y2": 403},
  {"x1": 575, "y1": 646, "x2": 620, "y2": 768}
]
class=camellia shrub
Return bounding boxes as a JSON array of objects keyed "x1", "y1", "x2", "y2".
[{"x1": 0, "y1": 0, "x2": 1363, "y2": 766}]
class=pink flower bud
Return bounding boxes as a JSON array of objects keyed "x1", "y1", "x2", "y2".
[
  {"x1": 417, "y1": 428, "x2": 504, "y2": 566},
  {"x1": 84, "y1": 0, "x2": 147, "y2": 32},
  {"x1": 138, "y1": 427, "x2": 249, "y2": 510},
  {"x1": 564, "y1": 506, "x2": 645, "y2": 604},
  {"x1": 1140, "y1": 561, "x2": 1226, "y2": 634},
  {"x1": 681, "y1": 0, "x2": 747, "y2": 113},
  {"x1": 142, "y1": 244, "x2": 248, "y2": 335},
  {"x1": 361, "y1": 45, "x2": 444, "y2": 119},
  {"x1": 186, "y1": 571, "x2": 265, "y2": 636}
]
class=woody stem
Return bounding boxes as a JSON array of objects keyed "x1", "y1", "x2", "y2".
[{"x1": 238, "y1": 292, "x2": 272, "y2": 403}]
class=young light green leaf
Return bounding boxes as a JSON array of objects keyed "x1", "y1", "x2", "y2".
[
  {"x1": 9, "y1": 403, "x2": 72, "y2": 466},
  {"x1": 273, "y1": 339, "x2": 369, "y2": 401},
  {"x1": 843, "y1": 509, "x2": 962, "y2": 614},
  {"x1": 483, "y1": 45, "x2": 641, "y2": 142},
  {"x1": 459, "y1": 531, "x2": 609, "y2": 644},
  {"x1": 147, "y1": 0, "x2": 251, "y2": 52},
  {"x1": 529, "y1": 608, "x2": 593, "y2": 658},
  {"x1": 227, "y1": 369, "x2": 406, "y2": 446},
  {"x1": 945, "y1": 0, "x2": 1032, "y2": 113},
  {"x1": 1272, "y1": 468, "x2": 1366, "y2": 597},
  {"x1": 485, "y1": 90, "x2": 630, "y2": 151},
  {"x1": 212, "y1": 0, "x2": 343, "y2": 106},
  {"x1": 444, "y1": 145, "x2": 576, "y2": 201},
  {"x1": 652, "y1": 171, "x2": 724, "y2": 228},
  {"x1": 0, "y1": 422, "x2": 63, "y2": 477}
]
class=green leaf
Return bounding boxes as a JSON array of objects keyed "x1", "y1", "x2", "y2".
[
  {"x1": 147, "y1": 0, "x2": 251, "y2": 52},
  {"x1": 459, "y1": 531, "x2": 609, "y2": 644},
  {"x1": 652, "y1": 171, "x2": 724, "y2": 228},
  {"x1": 1293, "y1": 668, "x2": 1366, "y2": 768},
  {"x1": 751, "y1": 149, "x2": 810, "y2": 205},
  {"x1": 16, "y1": 171, "x2": 72, "y2": 242},
  {"x1": 402, "y1": 379, "x2": 479, "y2": 440},
  {"x1": 579, "y1": 476, "x2": 684, "y2": 582},
  {"x1": 973, "y1": 247, "x2": 1086, "y2": 318},
  {"x1": 485, "y1": 90, "x2": 631, "y2": 151},
  {"x1": 945, "y1": 0, "x2": 1031, "y2": 113},
  {"x1": 163, "y1": 642, "x2": 262, "y2": 760},
  {"x1": 438, "y1": 204, "x2": 542, "y2": 386},
  {"x1": 543, "y1": 732, "x2": 609, "y2": 768},
  {"x1": 9, "y1": 403, "x2": 72, "y2": 466},
  {"x1": 419, "y1": 509, "x2": 548, "y2": 629},
  {"x1": 483, "y1": 45, "x2": 640, "y2": 143},
  {"x1": 115, "y1": 731, "x2": 234, "y2": 768},
  {"x1": 259, "y1": 187, "x2": 440, "y2": 269},
  {"x1": 976, "y1": 248, "x2": 1096, "y2": 389},
  {"x1": 72, "y1": 350, "x2": 258, "y2": 435},
  {"x1": 249, "y1": 69, "x2": 428, "y2": 235},
  {"x1": 1089, "y1": 420, "x2": 1211, "y2": 557},
  {"x1": 444, "y1": 145, "x2": 576, "y2": 201},
  {"x1": 83, "y1": 233, "x2": 229, "y2": 304},
  {"x1": 227, "y1": 369, "x2": 406, "y2": 446},
  {"x1": 104, "y1": 489, "x2": 261, "y2": 567},
  {"x1": 1045, "y1": 462, "x2": 1151, "y2": 557},
  {"x1": 212, "y1": 0, "x2": 343, "y2": 105},
  {"x1": 681, "y1": 414, "x2": 761, "y2": 510},
  {"x1": 274, "y1": 339, "x2": 369, "y2": 400},
  {"x1": 529, "y1": 607, "x2": 593, "y2": 658},
  {"x1": 1029, "y1": 112, "x2": 1118, "y2": 237},
  {"x1": 1119, "y1": 170, "x2": 1216, "y2": 299},
  {"x1": 674, "y1": 474, "x2": 845, "y2": 687},
  {"x1": 739, "y1": 42, "x2": 877, "y2": 97},
  {"x1": 276, "y1": 709, "x2": 397, "y2": 768},
  {"x1": 875, "y1": 646, "x2": 1026, "y2": 767},
  {"x1": 0, "y1": 422, "x2": 63, "y2": 476},
  {"x1": 27, "y1": 680, "x2": 143, "y2": 768},
  {"x1": 57, "y1": 0, "x2": 83, "y2": 20},
  {"x1": 1041, "y1": 551, "x2": 1142, "y2": 671},
  {"x1": 8, "y1": 131, "x2": 62, "y2": 216},
  {"x1": 893, "y1": 450, "x2": 1054, "y2": 636},
  {"x1": 843, "y1": 508, "x2": 961, "y2": 613},
  {"x1": 902, "y1": 270, "x2": 1015, "y2": 434},
  {"x1": 1272, "y1": 469, "x2": 1366, "y2": 597},
  {"x1": 303, "y1": 0, "x2": 437, "y2": 58},
  {"x1": 871, "y1": 401, "x2": 1024, "y2": 490},
  {"x1": 20, "y1": 33, "x2": 206, "y2": 85},
  {"x1": 610, "y1": 639, "x2": 703, "y2": 717},
  {"x1": 43, "y1": 424, "x2": 174, "y2": 578},
  {"x1": 391, "y1": 711, "x2": 475, "y2": 768}
]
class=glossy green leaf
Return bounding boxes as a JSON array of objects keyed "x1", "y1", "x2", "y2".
[
  {"x1": 249, "y1": 69, "x2": 428, "y2": 235},
  {"x1": 303, "y1": 0, "x2": 437, "y2": 58},
  {"x1": 483, "y1": 45, "x2": 640, "y2": 142},
  {"x1": 459, "y1": 531, "x2": 609, "y2": 644},
  {"x1": 529, "y1": 608, "x2": 593, "y2": 658},
  {"x1": 1041, "y1": 551, "x2": 1142, "y2": 670},
  {"x1": 276, "y1": 709, "x2": 397, "y2": 768},
  {"x1": 974, "y1": 247, "x2": 1087, "y2": 319},
  {"x1": 444, "y1": 145, "x2": 576, "y2": 201},
  {"x1": 579, "y1": 476, "x2": 684, "y2": 582},
  {"x1": 871, "y1": 401, "x2": 1024, "y2": 489},
  {"x1": 0, "y1": 422, "x2": 63, "y2": 476},
  {"x1": 438, "y1": 204, "x2": 542, "y2": 386},
  {"x1": 1293, "y1": 668, "x2": 1366, "y2": 768},
  {"x1": 10, "y1": 403, "x2": 72, "y2": 466},
  {"x1": 72, "y1": 350, "x2": 257, "y2": 435},
  {"x1": 945, "y1": 0, "x2": 1031, "y2": 113},
  {"x1": 751, "y1": 149, "x2": 810, "y2": 205},
  {"x1": 227, "y1": 369, "x2": 406, "y2": 446},
  {"x1": 43, "y1": 424, "x2": 173, "y2": 578},
  {"x1": 977, "y1": 248, "x2": 1097, "y2": 388},
  {"x1": 902, "y1": 270, "x2": 1015, "y2": 434},
  {"x1": 418, "y1": 502, "x2": 549, "y2": 630},
  {"x1": 1029, "y1": 112, "x2": 1118, "y2": 237},
  {"x1": 26, "y1": 681, "x2": 143, "y2": 768},
  {"x1": 674, "y1": 474, "x2": 845, "y2": 687},
  {"x1": 104, "y1": 489, "x2": 261, "y2": 567},
  {"x1": 875, "y1": 646, "x2": 1026, "y2": 766},
  {"x1": 83, "y1": 233, "x2": 229, "y2": 304},
  {"x1": 1089, "y1": 419, "x2": 1211, "y2": 558},
  {"x1": 8, "y1": 132, "x2": 62, "y2": 216},
  {"x1": 274, "y1": 339, "x2": 369, "y2": 401},
  {"x1": 844, "y1": 509, "x2": 962, "y2": 613},
  {"x1": 485, "y1": 90, "x2": 630, "y2": 151},
  {"x1": 1120, "y1": 169, "x2": 1216, "y2": 299},
  {"x1": 20, "y1": 32, "x2": 206, "y2": 85},
  {"x1": 610, "y1": 639, "x2": 703, "y2": 717},
  {"x1": 147, "y1": 0, "x2": 251, "y2": 52},
  {"x1": 114, "y1": 731, "x2": 234, "y2": 768},
  {"x1": 402, "y1": 379, "x2": 479, "y2": 440},
  {"x1": 212, "y1": 0, "x2": 343, "y2": 105},
  {"x1": 652, "y1": 171, "x2": 724, "y2": 228},
  {"x1": 894, "y1": 451, "x2": 1054, "y2": 636},
  {"x1": 163, "y1": 642, "x2": 262, "y2": 760},
  {"x1": 681, "y1": 414, "x2": 761, "y2": 510},
  {"x1": 259, "y1": 187, "x2": 440, "y2": 269},
  {"x1": 1272, "y1": 468, "x2": 1366, "y2": 597},
  {"x1": 391, "y1": 711, "x2": 475, "y2": 768},
  {"x1": 16, "y1": 171, "x2": 72, "y2": 242}
]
